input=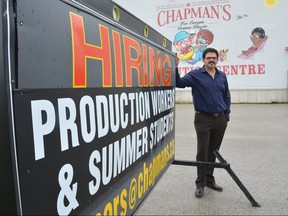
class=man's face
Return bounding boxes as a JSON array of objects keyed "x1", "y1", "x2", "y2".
[{"x1": 203, "y1": 52, "x2": 218, "y2": 68}]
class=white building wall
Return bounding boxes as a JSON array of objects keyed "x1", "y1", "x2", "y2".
[
  {"x1": 176, "y1": 89, "x2": 288, "y2": 103},
  {"x1": 114, "y1": 0, "x2": 288, "y2": 103}
]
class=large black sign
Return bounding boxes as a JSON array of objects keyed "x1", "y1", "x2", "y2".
[
  {"x1": 11, "y1": 0, "x2": 175, "y2": 215},
  {"x1": 14, "y1": 87, "x2": 175, "y2": 215}
]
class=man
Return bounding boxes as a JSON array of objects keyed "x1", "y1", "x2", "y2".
[{"x1": 175, "y1": 47, "x2": 231, "y2": 198}]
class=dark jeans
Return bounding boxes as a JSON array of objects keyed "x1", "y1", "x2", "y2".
[{"x1": 194, "y1": 112, "x2": 227, "y2": 187}]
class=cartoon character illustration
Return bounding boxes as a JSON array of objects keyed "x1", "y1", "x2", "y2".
[
  {"x1": 238, "y1": 27, "x2": 268, "y2": 59},
  {"x1": 173, "y1": 31, "x2": 195, "y2": 62},
  {"x1": 218, "y1": 49, "x2": 229, "y2": 62},
  {"x1": 189, "y1": 29, "x2": 214, "y2": 65}
]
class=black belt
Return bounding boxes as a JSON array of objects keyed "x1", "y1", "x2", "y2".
[{"x1": 196, "y1": 111, "x2": 225, "y2": 117}]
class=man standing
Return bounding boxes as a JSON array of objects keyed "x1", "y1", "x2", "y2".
[{"x1": 175, "y1": 47, "x2": 231, "y2": 198}]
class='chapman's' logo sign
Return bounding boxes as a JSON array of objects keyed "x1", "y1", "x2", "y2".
[{"x1": 157, "y1": 3, "x2": 232, "y2": 27}]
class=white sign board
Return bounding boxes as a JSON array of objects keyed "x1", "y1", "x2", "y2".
[{"x1": 114, "y1": 0, "x2": 288, "y2": 90}]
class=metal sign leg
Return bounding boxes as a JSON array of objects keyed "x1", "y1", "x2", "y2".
[
  {"x1": 213, "y1": 150, "x2": 261, "y2": 207},
  {"x1": 172, "y1": 150, "x2": 261, "y2": 207}
]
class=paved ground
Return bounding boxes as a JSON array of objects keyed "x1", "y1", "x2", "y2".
[{"x1": 136, "y1": 103, "x2": 288, "y2": 215}]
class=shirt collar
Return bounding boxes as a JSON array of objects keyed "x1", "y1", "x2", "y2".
[{"x1": 200, "y1": 65, "x2": 220, "y2": 74}]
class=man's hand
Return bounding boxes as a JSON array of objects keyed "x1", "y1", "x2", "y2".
[{"x1": 175, "y1": 53, "x2": 179, "y2": 67}]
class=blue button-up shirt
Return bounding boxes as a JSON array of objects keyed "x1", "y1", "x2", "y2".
[{"x1": 176, "y1": 66, "x2": 231, "y2": 119}]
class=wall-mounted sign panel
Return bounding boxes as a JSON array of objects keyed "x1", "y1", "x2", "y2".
[{"x1": 114, "y1": 0, "x2": 288, "y2": 90}]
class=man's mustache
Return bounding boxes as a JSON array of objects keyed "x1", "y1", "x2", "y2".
[{"x1": 208, "y1": 61, "x2": 215, "y2": 64}]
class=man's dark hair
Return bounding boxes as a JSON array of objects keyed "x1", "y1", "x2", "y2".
[{"x1": 202, "y1": 47, "x2": 219, "y2": 59}]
